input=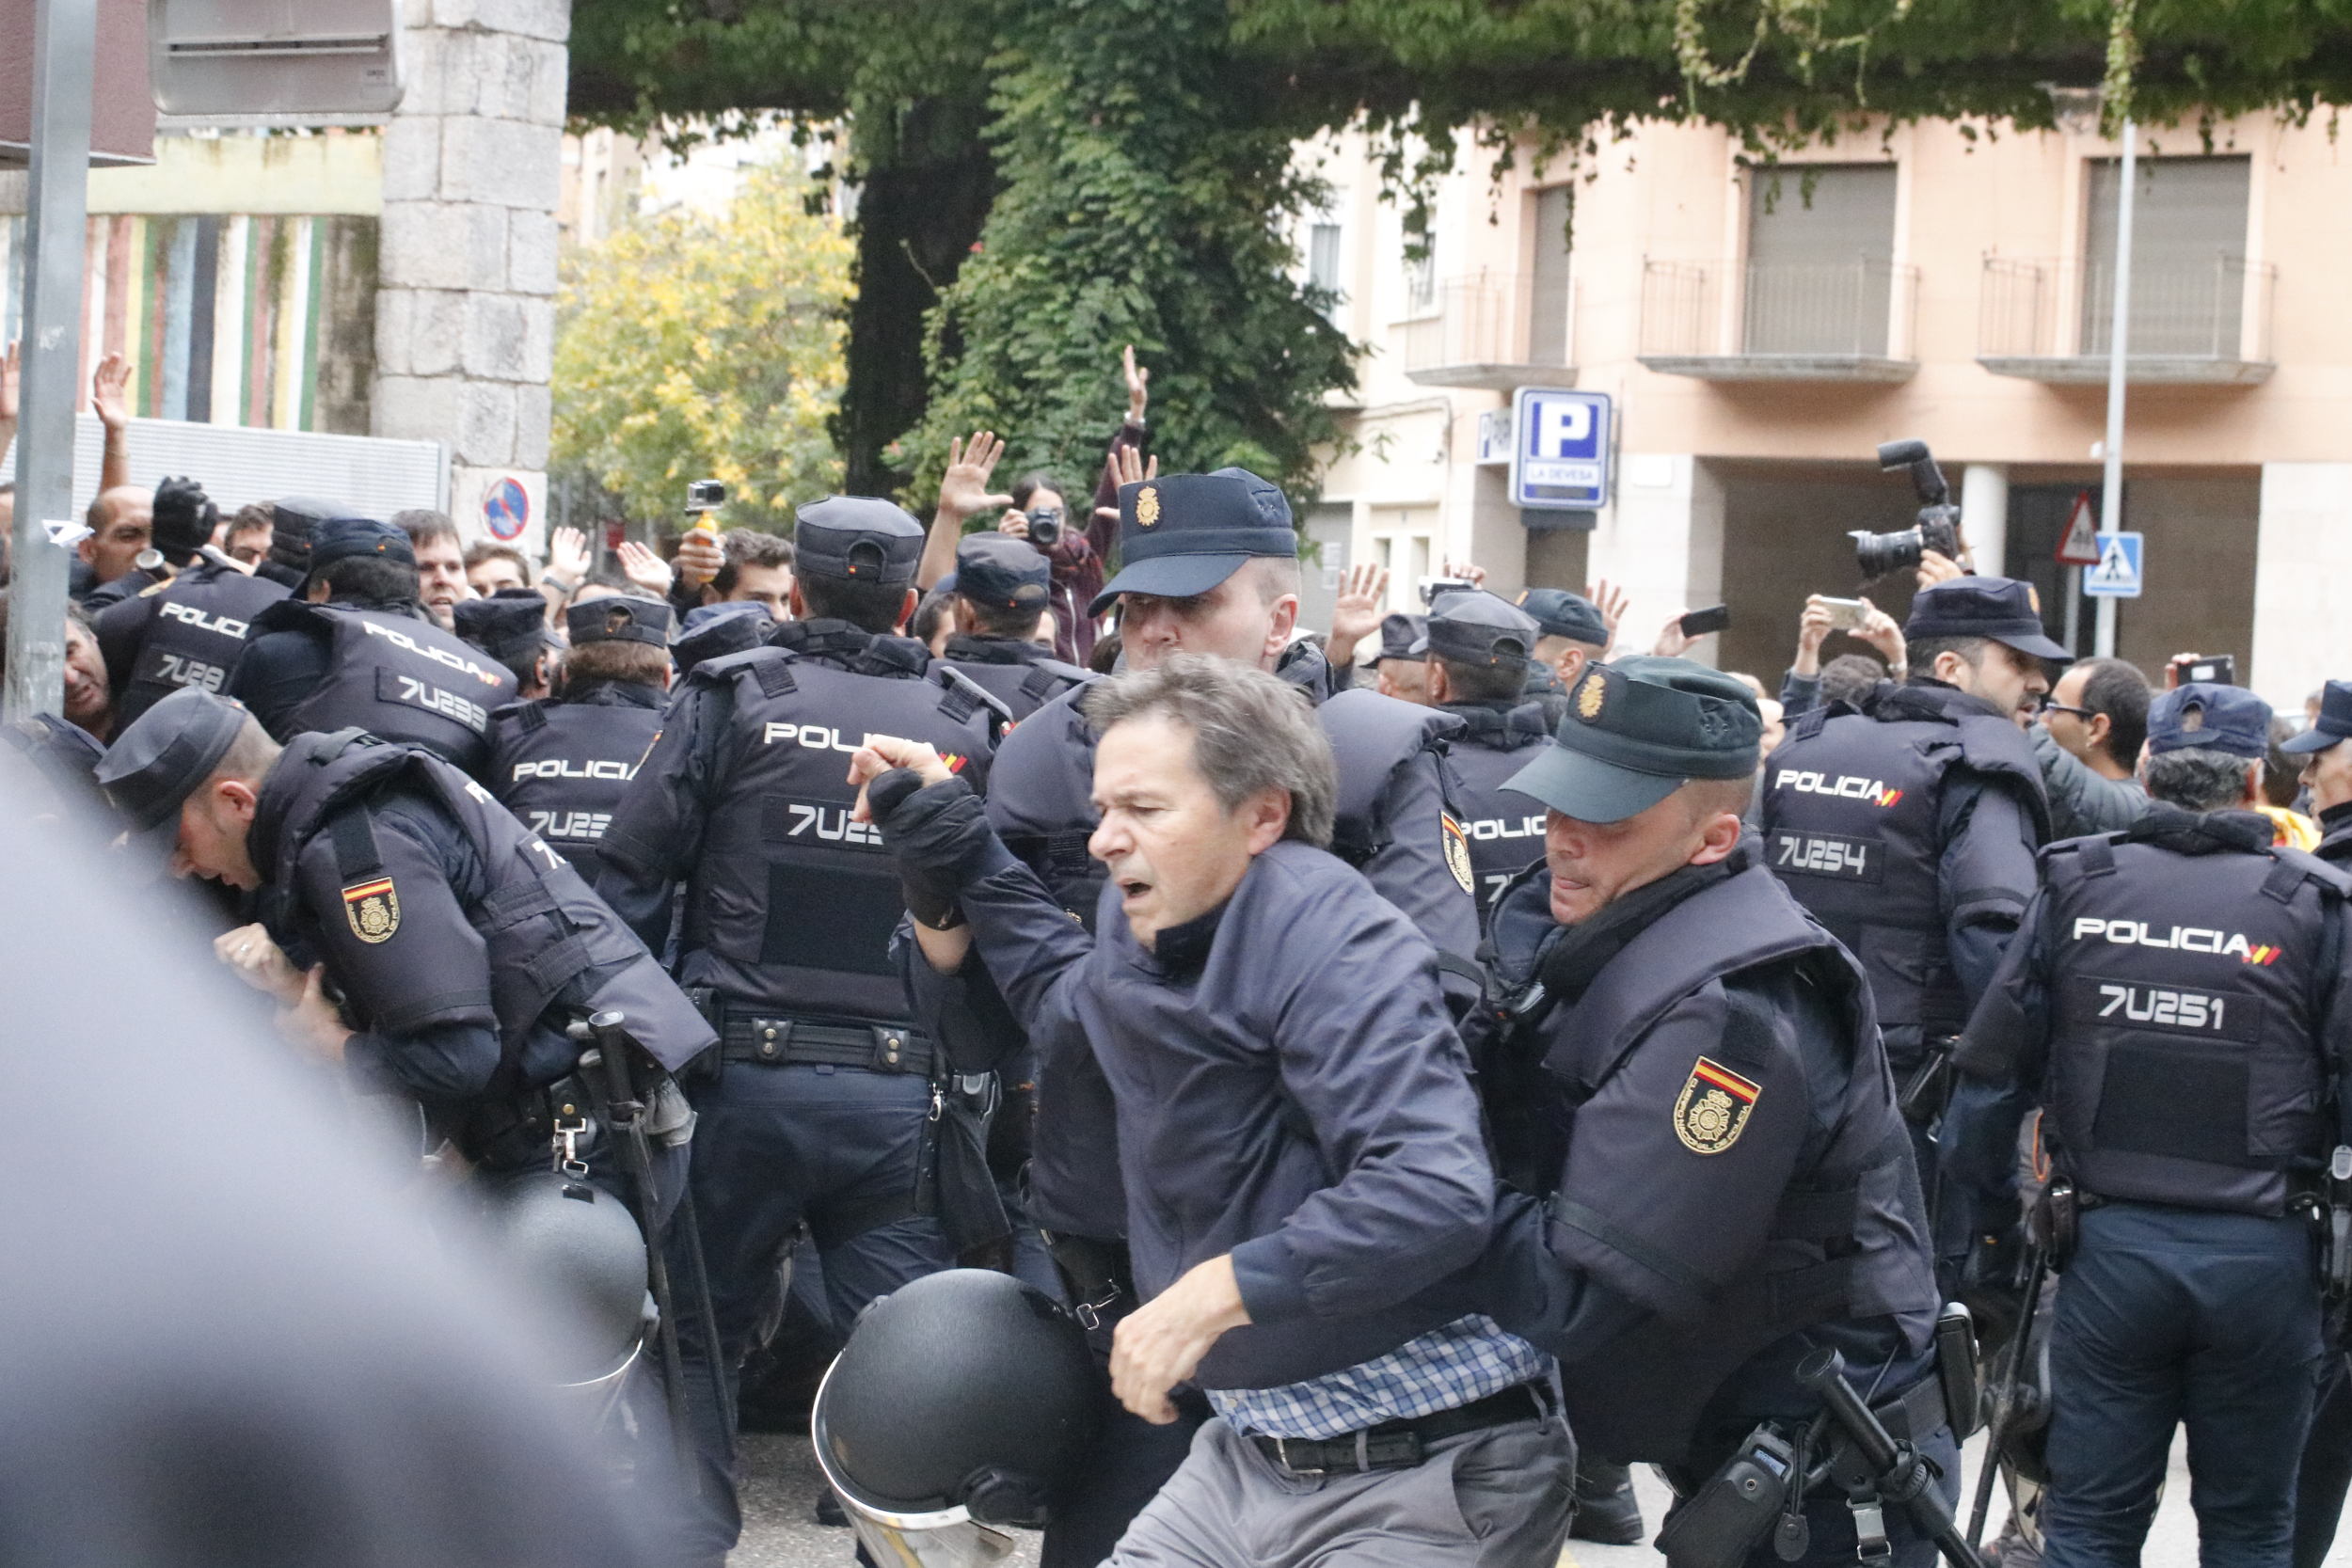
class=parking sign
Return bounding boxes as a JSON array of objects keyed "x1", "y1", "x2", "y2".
[{"x1": 1510, "y1": 388, "x2": 1613, "y2": 510}]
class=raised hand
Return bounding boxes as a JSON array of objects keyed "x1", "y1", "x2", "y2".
[
  {"x1": 940, "y1": 431, "x2": 1015, "y2": 521},
  {"x1": 90, "y1": 352, "x2": 131, "y2": 430},
  {"x1": 616, "y1": 540, "x2": 675, "y2": 594},
  {"x1": 1122, "y1": 343, "x2": 1152, "y2": 423}
]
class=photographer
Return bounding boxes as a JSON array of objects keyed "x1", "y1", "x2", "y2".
[
  {"x1": 2032, "y1": 656, "x2": 2152, "y2": 840},
  {"x1": 1782, "y1": 594, "x2": 1905, "y2": 716}
]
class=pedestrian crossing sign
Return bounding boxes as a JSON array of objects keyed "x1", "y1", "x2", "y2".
[{"x1": 2082, "y1": 531, "x2": 2144, "y2": 598}]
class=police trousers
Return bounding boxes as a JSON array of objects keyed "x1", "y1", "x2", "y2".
[{"x1": 2042, "y1": 1202, "x2": 2325, "y2": 1568}]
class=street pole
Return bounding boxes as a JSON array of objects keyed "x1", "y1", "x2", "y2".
[
  {"x1": 2094, "y1": 119, "x2": 2137, "y2": 659},
  {"x1": 5, "y1": 0, "x2": 98, "y2": 723}
]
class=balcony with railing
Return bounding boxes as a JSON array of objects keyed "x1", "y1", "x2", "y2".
[
  {"x1": 1976, "y1": 255, "x2": 2276, "y2": 384},
  {"x1": 1401, "y1": 272, "x2": 1574, "y2": 390},
  {"x1": 1638, "y1": 257, "x2": 1919, "y2": 381}
]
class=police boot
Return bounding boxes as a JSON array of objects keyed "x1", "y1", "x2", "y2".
[{"x1": 1570, "y1": 1459, "x2": 1645, "y2": 1544}]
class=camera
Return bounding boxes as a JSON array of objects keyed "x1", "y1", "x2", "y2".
[
  {"x1": 685, "y1": 479, "x2": 727, "y2": 514},
  {"x1": 1025, "y1": 505, "x2": 1065, "y2": 549},
  {"x1": 1850, "y1": 438, "x2": 1962, "y2": 580}
]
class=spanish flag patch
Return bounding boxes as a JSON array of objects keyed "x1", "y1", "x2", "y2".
[
  {"x1": 1674, "y1": 1055, "x2": 1759, "y2": 1155},
  {"x1": 342, "y1": 878, "x2": 400, "y2": 944}
]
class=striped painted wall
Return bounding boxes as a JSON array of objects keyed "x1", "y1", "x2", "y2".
[{"x1": 0, "y1": 212, "x2": 377, "y2": 435}]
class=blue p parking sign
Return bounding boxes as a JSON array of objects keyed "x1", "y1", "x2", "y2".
[{"x1": 1511, "y1": 388, "x2": 1613, "y2": 510}]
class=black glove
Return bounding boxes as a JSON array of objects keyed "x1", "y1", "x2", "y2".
[
  {"x1": 151, "y1": 476, "x2": 217, "y2": 564},
  {"x1": 868, "y1": 769, "x2": 997, "y2": 928}
]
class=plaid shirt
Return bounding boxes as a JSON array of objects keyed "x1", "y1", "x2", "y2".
[{"x1": 1206, "y1": 1314, "x2": 1549, "y2": 1441}]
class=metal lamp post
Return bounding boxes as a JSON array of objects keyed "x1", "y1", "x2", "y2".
[{"x1": 2047, "y1": 84, "x2": 2135, "y2": 659}]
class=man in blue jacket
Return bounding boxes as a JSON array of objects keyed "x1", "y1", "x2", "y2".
[{"x1": 850, "y1": 654, "x2": 1574, "y2": 1567}]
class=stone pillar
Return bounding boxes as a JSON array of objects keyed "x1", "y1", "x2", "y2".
[
  {"x1": 372, "y1": 0, "x2": 568, "y2": 556},
  {"x1": 2250, "y1": 462, "x2": 2352, "y2": 710},
  {"x1": 1961, "y1": 463, "x2": 2009, "y2": 578}
]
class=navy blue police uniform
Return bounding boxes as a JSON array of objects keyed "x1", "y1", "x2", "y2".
[
  {"x1": 594, "y1": 498, "x2": 998, "y2": 1565},
  {"x1": 1947, "y1": 685, "x2": 2351, "y2": 1568},
  {"x1": 937, "y1": 533, "x2": 1091, "y2": 723},
  {"x1": 486, "y1": 598, "x2": 674, "y2": 890},
  {"x1": 910, "y1": 468, "x2": 1484, "y2": 1568},
  {"x1": 1758, "y1": 577, "x2": 2058, "y2": 1239},
  {"x1": 453, "y1": 590, "x2": 556, "y2": 693},
  {"x1": 1475, "y1": 658, "x2": 1949, "y2": 1568},
  {"x1": 230, "y1": 516, "x2": 518, "y2": 778},
  {"x1": 91, "y1": 477, "x2": 290, "y2": 728},
  {"x1": 1418, "y1": 590, "x2": 1555, "y2": 921}
]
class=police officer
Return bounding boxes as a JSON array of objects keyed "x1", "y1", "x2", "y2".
[
  {"x1": 927, "y1": 468, "x2": 1481, "y2": 1568},
  {"x1": 1478, "y1": 657, "x2": 1947, "y2": 1568},
  {"x1": 672, "y1": 600, "x2": 771, "y2": 681},
  {"x1": 92, "y1": 687, "x2": 712, "y2": 1176},
  {"x1": 485, "y1": 597, "x2": 674, "y2": 889},
  {"x1": 1946, "y1": 683, "x2": 2350, "y2": 1568},
  {"x1": 230, "y1": 516, "x2": 519, "y2": 778},
  {"x1": 1418, "y1": 589, "x2": 1555, "y2": 922},
  {"x1": 595, "y1": 497, "x2": 997, "y2": 1567},
  {"x1": 453, "y1": 589, "x2": 557, "y2": 700},
  {"x1": 1518, "y1": 586, "x2": 1613, "y2": 687},
  {"x1": 936, "y1": 532, "x2": 1090, "y2": 721},
  {"x1": 1759, "y1": 575, "x2": 2058, "y2": 1233},
  {"x1": 92, "y1": 479, "x2": 289, "y2": 728},
  {"x1": 1362, "y1": 610, "x2": 1429, "y2": 704}
]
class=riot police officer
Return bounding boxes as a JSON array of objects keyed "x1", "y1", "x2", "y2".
[
  {"x1": 485, "y1": 597, "x2": 674, "y2": 889},
  {"x1": 1518, "y1": 586, "x2": 1613, "y2": 687},
  {"x1": 230, "y1": 516, "x2": 519, "y2": 778},
  {"x1": 1478, "y1": 657, "x2": 1947, "y2": 1568},
  {"x1": 453, "y1": 589, "x2": 557, "y2": 700},
  {"x1": 1947, "y1": 683, "x2": 2350, "y2": 1568},
  {"x1": 1418, "y1": 589, "x2": 1554, "y2": 922},
  {"x1": 920, "y1": 467, "x2": 1480, "y2": 1568},
  {"x1": 671, "y1": 600, "x2": 771, "y2": 681},
  {"x1": 1759, "y1": 575, "x2": 2058, "y2": 1230},
  {"x1": 92, "y1": 478, "x2": 289, "y2": 728},
  {"x1": 936, "y1": 532, "x2": 1090, "y2": 721},
  {"x1": 595, "y1": 497, "x2": 997, "y2": 1567},
  {"x1": 1362, "y1": 610, "x2": 1429, "y2": 704}
]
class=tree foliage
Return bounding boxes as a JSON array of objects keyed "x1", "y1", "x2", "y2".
[{"x1": 551, "y1": 159, "x2": 850, "y2": 532}]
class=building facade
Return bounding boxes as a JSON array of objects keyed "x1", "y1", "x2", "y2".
[{"x1": 1303, "y1": 112, "x2": 2346, "y2": 708}]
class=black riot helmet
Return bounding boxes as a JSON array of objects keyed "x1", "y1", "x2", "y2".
[
  {"x1": 813, "y1": 1269, "x2": 1096, "y2": 1529},
  {"x1": 477, "y1": 1170, "x2": 649, "y2": 1393}
]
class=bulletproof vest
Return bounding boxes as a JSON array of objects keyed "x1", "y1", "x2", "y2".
[
  {"x1": 1441, "y1": 699, "x2": 1552, "y2": 920},
  {"x1": 939, "y1": 634, "x2": 1091, "y2": 723},
  {"x1": 2039, "y1": 813, "x2": 2348, "y2": 1216},
  {"x1": 484, "y1": 683, "x2": 664, "y2": 890},
  {"x1": 1760, "y1": 682, "x2": 2047, "y2": 1070},
  {"x1": 1320, "y1": 687, "x2": 1470, "y2": 871},
  {"x1": 679, "y1": 631, "x2": 996, "y2": 1023},
  {"x1": 261, "y1": 731, "x2": 713, "y2": 1083},
  {"x1": 111, "y1": 564, "x2": 290, "y2": 728},
  {"x1": 260, "y1": 601, "x2": 519, "y2": 776},
  {"x1": 1525, "y1": 861, "x2": 1937, "y2": 1464}
]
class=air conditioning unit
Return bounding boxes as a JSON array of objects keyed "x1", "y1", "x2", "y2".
[{"x1": 149, "y1": 0, "x2": 403, "y2": 121}]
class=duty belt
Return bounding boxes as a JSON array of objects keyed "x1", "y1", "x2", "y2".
[
  {"x1": 720, "y1": 1011, "x2": 935, "y2": 1077},
  {"x1": 1251, "y1": 1382, "x2": 1551, "y2": 1477}
]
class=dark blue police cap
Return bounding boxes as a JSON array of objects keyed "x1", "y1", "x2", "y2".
[
  {"x1": 794, "y1": 497, "x2": 923, "y2": 586},
  {"x1": 2282, "y1": 680, "x2": 2352, "y2": 756},
  {"x1": 1418, "y1": 590, "x2": 1540, "y2": 668},
  {"x1": 1504, "y1": 656, "x2": 1762, "y2": 824},
  {"x1": 2149, "y1": 682, "x2": 2271, "y2": 759},
  {"x1": 1518, "y1": 588, "x2": 1610, "y2": 648},
  {"x1": 309, "y1": 515, "x2": 411, "y2": 573},
  {"x1": 953, "y1": 533, "x2": 1050, "y2": 613},
  {"x1": 453, "y1": 589, "x2": 551, "y2": 665},
  {"x1": 1089, "y1": 469, "x2": 1295, "y2": 616},
  {"x1": 93, "y1": 688, "x2": 252, "y2": 860},
  {"x1": 1371, "y1": 612, "x2": 1425, "y2": 666},
  {"x1": 565, "y1": 595, "x2": 674, "y2": 648},
  {"x1": 674, "y1": 601, "x2": 771, "y2": 677},
  {"x1": 1903, "y1": 576, "x2": 2071, "y2": 663}
]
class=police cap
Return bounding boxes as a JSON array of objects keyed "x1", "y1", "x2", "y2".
[
  {"x1": 93, "y1": 688, "x2": 249, "y2": 858},
  {"x1": 1503, "y1": 655, "x2": 1762, "y2": 824},
  {"x1": 1418, "y1": 589, "x2": 1539, "y2": 669},
  {"x1": 310, "y1": 515, "x2": 413, "y2": 573},
  {"x1": 565, "y1": 595, "x2": 674, "y2": 648},
  {"x1": 2281, "y1": 679, "x2": 2352, "y2": 756},
  {"x1": 453, "y1": 589, "x2": 552, "y2": 666},
  {"x1": 673, "y1": 601, "x2": 772, "y2": 677},
  {"x1": 1370, "y1": 612, "x2": 1425, "y2": 666},
  {"x1": 1518, "y1": 588, "x2": 1611, "y2": 648},
  {"x1": 954, "y1": 533, "x2": 1050, "y2": 613},
  {"x1": 269, "y1": 496, "x2": 369, "y2": 575},
  {"x1": 2148, "y1": 682, "x2": 2271, "y2": 759},
  {"x1": 795, "y1": 498, "x2": 923, "y2": 585},
  {"x1": 1089, "y1": 468, "x2": 1295, "y2": 616},
  {"x1": 1903, "y1": 576, "x2": 2071, "y2": 663}
]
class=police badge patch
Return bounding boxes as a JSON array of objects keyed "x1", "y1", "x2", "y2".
[
  {"x1": 342, "y1": 878, "x2": 401, "y2": 943},
  {"x1": 1575, "y1": 671, "x2": 1607, "y2": 722},
  {"x1": 1673, "y1": 1055, "x2": 1759, "y2": 1155},
  {"x1": 1441, "y1": 815, "x2": 1475, "y2": 895},
  {"x1": 1135, "y1": 485, "x2": 1161, "y2": 529}
]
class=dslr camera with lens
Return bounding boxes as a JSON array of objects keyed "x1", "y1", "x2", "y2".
[
  {"x1": 1851, "y1": 438, "x2": 1962, "y2": 579},
  {"x1": 1023, "y1": 504, "x2": 1065, "y2": 549}
]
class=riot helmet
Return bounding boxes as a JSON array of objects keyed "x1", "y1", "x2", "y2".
[{"x1": 477, "y1": 1170, "x2": 650, "y2": 1416}]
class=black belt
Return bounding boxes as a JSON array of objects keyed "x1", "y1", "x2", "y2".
[
  {"x1": 1250, "y1": 1382, "x2": 1549, "y2": 1477},
  {"x1": 1873, "y1": 1369, "x2": 1948, "y2": 1445},
  {"x1": 719, "y1": 1012, "x2": 934, "y2": 1077}
]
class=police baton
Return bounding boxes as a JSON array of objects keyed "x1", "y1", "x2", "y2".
[
  {"x1": 1795, "y1": 1348, "x2": 1986, "y2": 1568},
  {"x1": 1963, "y1": 1241, "x2": 2048, "y2": 1548}
]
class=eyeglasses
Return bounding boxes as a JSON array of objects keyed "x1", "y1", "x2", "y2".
[{"x1": 2041, "y1": 701, "x2": 2096, "y2": 720}]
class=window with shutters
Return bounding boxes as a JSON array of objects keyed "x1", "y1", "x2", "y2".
[
  {"x1": 2080, "y1": 156, "x2": 2252, "y2": 357},
  {"x1": 1742, "y1": 164, "x2": 1899, "y2": 356}
]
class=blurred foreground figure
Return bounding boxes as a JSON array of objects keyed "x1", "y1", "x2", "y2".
[{"x1": 0, "y1": 758, "x2": 661, "y2": 1568}]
